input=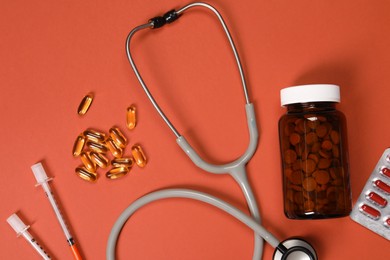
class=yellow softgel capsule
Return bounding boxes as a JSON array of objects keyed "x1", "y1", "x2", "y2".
[
  {"x1": 126, "y1": 105, "x2": 137, "y2": 130},
  {"x1": 77, "y1": 93, "x2": 94, "y2": 116},
  {"x1": 106, "y1": 138, "x2": 123, "y2": 158},
  {"x1": 75, "y1": 167, "x2": 97, "y2": 182},
  {"x1": 80, "y1": 152, "x2": 96, "y2": 172},
  {"x1": 106, "y1": 166, "x2": 129, "y2": 180},
  {"x1": 72, "y1": 134, "x2": 86, "y2": 157},
  {"x1": 90, "y1": 151, "x2": 109, "y2": 169},
  {"x1": 87, "y1": 141, "x2": 108, "y2": 154},
  {"x1": 111, "y1": 157, "x2": 134, "y2": 168},
  {"x1": 131, "y1": 144, "x2": 147, "y2": 168},
  {"x1": 109, "y1": 127, "x2": 127, "y2": 149},
  {"x1": 83, "y1": 129, "x2": 106, "y2": 144}
]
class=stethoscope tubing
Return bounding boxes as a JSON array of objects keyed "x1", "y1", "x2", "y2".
[{"x1": 106, "y1": 188, "x2": 280, "y2": 260}]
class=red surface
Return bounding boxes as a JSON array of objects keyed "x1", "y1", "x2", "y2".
[{"x1": 1, "y1": 0, "x2": 390, "y2": 259}]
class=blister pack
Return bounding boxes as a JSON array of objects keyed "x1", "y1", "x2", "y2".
[{"x1": 350, "y1": 148, "x2": 390, "y2": 240}]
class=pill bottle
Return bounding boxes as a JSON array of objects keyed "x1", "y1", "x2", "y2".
[{"x1": 278, "y1": 84, "x2": 352, "y2": 219}]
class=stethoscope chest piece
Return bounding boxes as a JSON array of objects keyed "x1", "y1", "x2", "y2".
[{"x1": 273, "y1": 238, "x2": 318, "y2": 260}]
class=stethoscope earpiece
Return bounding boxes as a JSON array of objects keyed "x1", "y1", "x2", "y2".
[{"x1": 273, "y1": 238, "x2": 317, "y2": 260}]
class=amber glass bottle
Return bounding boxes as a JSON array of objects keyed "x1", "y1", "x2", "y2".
[{"x1": 279, "y1": 84, "x2": 352, "y2": 219}]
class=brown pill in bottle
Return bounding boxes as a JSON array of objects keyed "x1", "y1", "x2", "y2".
[
  {"x1": 72, "y1": 134, "x2": 86, "y2": 157},
  {"x1": 321, "y1": 140, "x2": 333, "y2": 151},
  {"x1": 90, "y1": 151, "x2": 109, "y2": 168},
  {"x1": 319, "y1": 149, "x2": 332, "y2": 159},
  {"x1": 313, "y1": 170, "x2": 330, "y2": 185},
  {"x1": 284, "y1": 149, "x2": 297, "y2": 164},
  {"x1": 304, "y1": 200, "x2": 315, "y2": 211},
  {"x1": 316, "y1": 124, "x2": 329, "y2": 138},
  {"x1": 126, "y1": 105, "x2": 137, "y2": 130},
  {"x1": 109, "y1": 127, "x2": 127, "y2": 149},
  {"x1": 106, "y1": 138, "x2": 123, "y2": 158},
  {"x1": 326, "y1": 187, "x2": 337, "y2": 201},
  {"x1": 132, "y1": 144, "x2": 147, "y2": 167},
  {"x1": 330, "y1": 130, "x2": 340, "y2": 144},
  {"x1": 318, "y1": 158, "x2": 331, "y2": 169},
  {"x1": 311, "y1": 142, "x2": 321, "y2": 153},
  {"x1": 332, "y1": 145, "x2": 340, "y2": 158},
  {"x1": 302, "y1": 159, "x2": 316, "y2": 174},
  {"x1": 308, "y1": 153, "x2": 319, "y2": 164},
  {"x1": 112, "y1": 157, "x2": 134, "y2": 168},
  {"x1": 294, "y1": 119, "x2": 305, "y2": 134},
  {"x1": 302, "y1": 177, "x2": 317, "y2": 192},
  {"x1": 292, "y1": 160, "x2": 302, "y2": 171},
  {"x1": 289, "y1": 171, "x2": 303, "y2": 185},
  {"x1": 290, "y1": 184, "x2": 303, "y2": 191},
  {"x1": 106, "y1": 167, "x2": 129, "y2": 179},
  {"x1": 305, "y1": 132, "x2": 318, "y2": 145},
  {"x1": 80, "y1": 152, "x2": 96, "y2": 172},
  {"x1": 285, "y1": 168, "x2": 293, "y2": 179},
  {"x1": 78, "y1": 93, "x2": 94, "y2": 116},
  {"x1": 75, "y1": 167, "x2": 97, "y2": 182},
  {"x1": 289, "y1": 133, "x2": 301, "y2": 145}
]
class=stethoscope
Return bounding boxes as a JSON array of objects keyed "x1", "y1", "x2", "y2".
[{"x1": 106, "y1": 2, "x2": 318, "y2": 260}]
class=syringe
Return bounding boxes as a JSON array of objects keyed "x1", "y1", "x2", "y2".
[
  {"x1": 7, "y1": 213, "x2": 51, "y2": 260},
  {"x1": 31, "y1": 162, "x2": 83, "y2": 260}
]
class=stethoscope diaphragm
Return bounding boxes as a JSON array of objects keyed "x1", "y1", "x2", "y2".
[{"x1": 273, "y1": 238, "x2": 317, "y2": 260}]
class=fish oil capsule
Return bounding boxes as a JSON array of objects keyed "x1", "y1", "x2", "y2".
[
  {"x1": 106, "y1": 166, "x2": 129, "y2": 180},
  {"x1": 75, "y1": 167, "x2": 97, "y2": 182},
  {"x1": 106, "y1": 138, "x2": 123, "y2": 158},
  {"x1": 126, "y1": 105, "x2": 137, "y2": 130},
  {"x1": 72, "y1": 134, "x2": 86, "y2": 157},
  {"x1": 80, "y1": 152, "x2": 96, "y2": 172},
  {"x1": 132, "y1": 144, "x2": 147, "y2": 168},
  {"x1": 83, "y1": 129, "x2": 106, "y2": 144},
  {"x1": 111, "y1": 157, "x2": 134, "y2": 168},
  {"x1": 109, "y1": 127, "x2": 127, "y2": 149},
  {"x1": 87, "y1": 141, "x2": 108, "y2": 154},
  {"x1": 78, "y1": 93, "x2": 94, "y2": 115},
  {"x1": 90, "y1": 151, "x2": 109, "y2": 169}
]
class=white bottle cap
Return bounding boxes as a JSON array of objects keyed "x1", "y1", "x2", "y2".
[
  {"x1": 31, "y1": 162, "x2": 50, "y2": 185},
  {"x1": 7, "y1": 213, "x2": 29, "y2": 236},
  {"x1": 280, "y1": 84, "x2": 340, "y2": 106}
]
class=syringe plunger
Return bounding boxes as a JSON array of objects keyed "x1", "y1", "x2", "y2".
[
  {"x1": 7, "y1": 213, "x2": 29, "y2": 236},
  {"x1": 31, "y1": 162, "x2": 50, "y2": 185}
]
